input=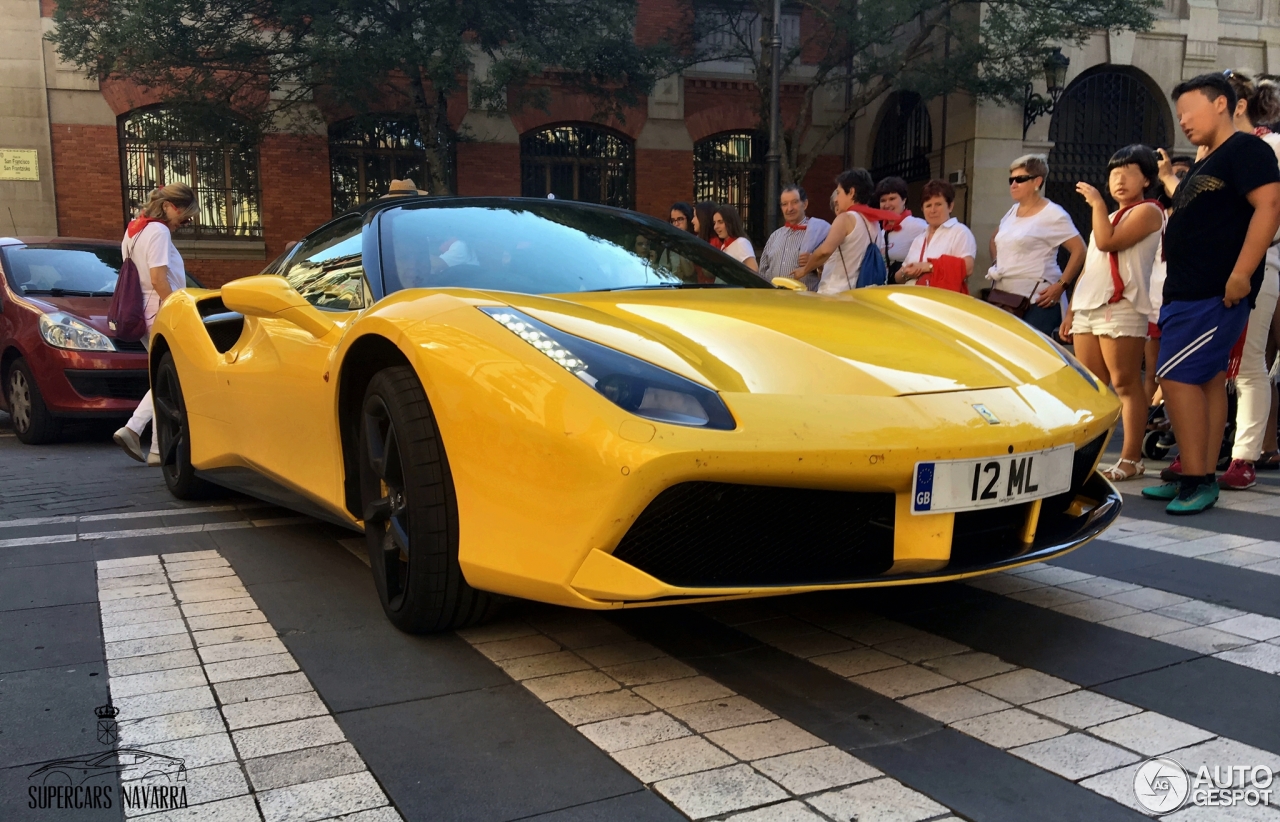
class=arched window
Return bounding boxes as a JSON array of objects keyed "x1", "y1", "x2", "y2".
[
  {"x1": 1047, "y1": 68, "x2": 1173, "y2": 237},
  {"x1": 520, "y1": 124, "x2": 635, "y2": 209},
  {"x1": 119, "y1": 107, "x2": 262, "y2": 239},
  {"x1": 329, "y1": 116, "x2": 454, "y2": 213},
  {"x1": 870, "y1": 92, "x2": 933, "y2": 184},
  {"x1": 693, "y1": 131, "x2": 767, "y2": 242}
]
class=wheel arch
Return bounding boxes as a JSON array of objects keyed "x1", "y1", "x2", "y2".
[
  {"x1": 148, "y1": 333, "x2": 172, "y2": 384},
  {"x1": 337, "y1": 333, "x2": 414, "y2": 519},
  {"x1": 0, "y1": 344, "x2": 22, "y2": 385}
]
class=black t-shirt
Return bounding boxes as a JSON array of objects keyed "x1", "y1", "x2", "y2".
[{"x1": 1164, "y1": 131, "x2": 1280, "y2": 306}]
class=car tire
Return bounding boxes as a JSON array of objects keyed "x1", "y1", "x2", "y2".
[
  {"x1": 153, "y1": 352, "x2": 213, "y2": 500},
  {"x1": 358, "y1": 366, "x2": 498, "y2": 633},
  {"x1": 6, "y1": 358, "x2": 60, "y2": 444}
]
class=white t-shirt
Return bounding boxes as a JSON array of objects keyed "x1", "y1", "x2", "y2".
[
  {"x1": 884, "y1": 215, "x2": 927, "y2": 264},
  {"x1": 722, "y1": 236, "x2": 755, "y2": 264},
  {"x1": 1148, "y1": 231, "x2": 1168, "y2": 324},
  {"x1": 819, "y1": 212, "x2": 880, "y2": 295},
  {"x1": 1071, "y1": 203, "x2": 1163, "y2": 315},
  {"x1": 903, "y1": 218, "x2": 977, "y2": 282},
  {"x1": 122, "y1": 221, "x2": 185, "y2": 327},
  {"x1": 987, "y1": 201, "x2": 1080, "y2": 299}
]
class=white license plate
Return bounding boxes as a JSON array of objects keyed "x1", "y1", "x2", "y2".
[{"x1": 911, "y1": 445, "x2": 1074, "y2": 515}]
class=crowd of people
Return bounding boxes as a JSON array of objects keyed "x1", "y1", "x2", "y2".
[{"x1": 671, "y1": 70, "x2": 1280, "y2": 516}]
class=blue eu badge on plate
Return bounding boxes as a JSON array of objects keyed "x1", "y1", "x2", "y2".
[{"x1": 914, "y1": 463, "x2": 935, "y2": 512}]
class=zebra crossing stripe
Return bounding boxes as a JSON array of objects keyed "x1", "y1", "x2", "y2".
[{"x1": 1105, "y1": 515, "x2": 1280, "y2": 576}]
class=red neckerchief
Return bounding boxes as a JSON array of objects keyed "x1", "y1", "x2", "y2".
[
  {"x1": 1107, "y1": 200, "x2": 1163, "y2": 304},
  {"x1": 710, "y1": 236, "x2": 725, "y2": 249},
  {"x1": 127, "y1": 216, "x2": 164, "y2": 238},
  {"x1": 1254, "y1": 126, "x2": 1272, "y2": 137},
  {"x1": 886, "y1": 210, "x2": 913, "y2": 232},
  {"x1": 848, "y1": 204, "x2": 904, "y2": 232},
  {"x1": 784, "y1": 223, "x2": 806, "y2": 232}
]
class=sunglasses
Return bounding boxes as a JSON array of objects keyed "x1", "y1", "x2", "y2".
[{"x1": 1008, "y1": 174, "x2": 1038, "y2": 185}]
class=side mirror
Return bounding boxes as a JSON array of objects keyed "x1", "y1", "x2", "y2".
[
  {"x1": 771, "y1": 277, "x2": 807, "y2": 291},
  {"x1": 220, "y1": 276, "x2": 336, "y2": 338}
]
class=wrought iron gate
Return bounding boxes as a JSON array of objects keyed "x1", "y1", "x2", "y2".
[
  {"x1": 693, "y1": 131, "x2": 768, "y2": 243},
  {"x1": 1047, "y1": 70, "x2": 1172, "y2": 238},
  {"x1": 520, "y1": 124, "x2": 635, "y2": 209},
  {"x1": 871, "y1": 92, "x2": 932, "y2": 184}
]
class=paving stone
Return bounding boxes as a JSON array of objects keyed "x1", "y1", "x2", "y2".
[
  {"x1": 222, "y1": 692, "x2": 329, "y2": 730},
  {"x1": 1104, "y1": 587, "x2": 1192, "y2": 611},
  {"x1": 143, "y1": 731, "x2": 238, "y2": 769},
  {"x1": 1166, "y1": 736, "x2": 1280, "y2": 775},
  {"x1": 162, "y1": 550, "x2": 222, "y2": 562},
  {"x1": 578, "y1": 711, "x2": 691, "y2": 753},
  {"x1": 167, "y1": 566, "x2": 237, "y2": 582},
  {"x1": 1078, "y1": 764, "x2": 1154, "y2": 814},
  {"x1": 204, "y1": 653, "x2": 300, "y2": 684},
  {"x1": 1059, "y1": 577, "x2": 1143, "y2": 598},
  {"x1": 725, "y1": 801, "x2": 829, "y2": 822},
  {"x1": 103, "y1": 619, "x2": 189, "y2": 644},
  {"x1": 101, "y1": 593, "x2": 176, "y2": 614},
  {"x1": 471, "y1": 634, "x2": 561, "y2": 662},
  {"x1": 969, "y1": 668, "x2": 1077, "y2": 704},
  {"x1": 118, "y1": 707, "x2": 226, "y2": 746},
  {"x1": 752, "y1": 746, "x2": 882, "y2": 794},
  {"x1": 633, "y1": 676, "x2": 734, "y2": 709},
  {"x1": 950, "y1": 708, "x2": 1068, "y2": 749},
  {"x1": 669, "y1": 696, "x2": 779, "y2": 733},
  {"x1": 899, "y1": 685, "x2": 1010, "y2": 724},
  {"x1": 1101, "y1": 612, "x2": 1197, "y2": 638},
  {"x1": 494, "y1": 650, "x2": 592, "y2": 681},
  {"x1": 966, "y1": 574, "x2": 1048, "y2": 595},
  {"x1": 872, "y1": 634, "x2": 968, "y2": 663},
  {"x1": 99, "y1": 556, "x2": 163, "y2": 569},
  {"x1": 522, "y1": 669, "x2": 619, "y2": 702},
  {"x1": 215, "y1": 673, "x2": 315, "y2": 705},
  {"x1": 1154, "y1": 600, "x2": 1247, "y2": 627},
  {"x1": 653, "y1": 764, "x2": 788, "y2": 820},
  {"x1": 577, "y1": 640, "x2": 666, "y2": 668},
  {"x1": 172, "y1": 583, "x2": 250, "y2": 604},
  {"x1": 193, "y1": 622, "x2": 277, "y2": 647},
  {"x1": 245, "y1": 742, "x2": 366, "y2": 792},
  {"x1": 612, "y1": 735, "x2": 736, "y2": 783},
  {"x1": 1009, "y1": 587, "x2": 1092, "y2": 609},
  {"x1": 1212, "y1": 614, "x2": 1280, "y2": 641},
  {"x1": 100, "y1": 583, "x2": 172, "y2": 602},
  {"x1": 1016, "y1": 567, "x2": 1095, "y2": 586},
  {"x1": 187, "y1": 610, "x2": 269, "y2": 632},
  {"x1": 546, "y1": 690, "x2": 656, "y2": 725},
  {"x1": 162, "y1": 557, "x2": 231, "y2": 573},
  {"x1": 180, "y1": 597, "x2": 259, "y2": 618},
  {"x1": 325, "y1": 808, "x2": 401, "y2": 822},
  {"x1": 809, "y1": 648, "x2": 905, "y2": 678},
  {"x1": 1156, "y1": 626, "x2": 1254, "y2": 655},
  {"x1": 706, "y1": 719, "x2": 824, "y2": 760},
  {"x1": 101, "y1": 605, "x2": 184, "y2": 628},
  {"x1": 919, "y1": 651, "x2": 1017, "y2": 683},
  {"x1": 119, "y1": 793, "x2": 260, "y2": 822},
  {"x1": 1167, "y1": 533, "x2": 1263, "y2": 555},
  {"x1": 123, "y1": 761, "x2": 247, "y2": 813},
  {"x1": 537, "y1": 621, "x2": 635, "y2": 650},
  {"x1": 1214, "y1": 642, "x2": 1280, "y2": 674},
  {"x1": 1024, "y1": 690, "x2": 1143, "y2": 729},
  {"x1": 602, "y1": 656, "x2": 699, "y2": 686},
  {"x1": 108, "y1": 649, "x2": 203, "y2": 678},
  {"x1": 1010, "y1": 732, "x2": 1141, "y2": 780},
  {"x1": 807, "y1": 777, "x2": 950, "y2": 822},
  {"x1": 111, "y1": 666, "x2": 207, "y2": 699},
  {"x1": 851, "y1": 664, "x2": 955, "y2": 699},
  {"x1": 232, "y1": 715, "x2": 347, "y2": 759},
  {"x1": 769, "y1": 632, "x2": 859, "y2": 658},
  {"x1": 1089, "y1": 711, "x2": 1216, "y2": 756},
  {"x1": 454, "y1": 621, "x2": 539, "y2": 644},
  {"x1": 114, "y1": 686, "x2": 216, "y2": 720},
  {"x1": 198, "y1": 637, "x2": 288, "y2": 664},
  {"x1": 100, "y1": 572, "x2": 168, "y2": 590},
  {"x1": 1052, "y1": 599, "x2": 1142, "y2": 622}
]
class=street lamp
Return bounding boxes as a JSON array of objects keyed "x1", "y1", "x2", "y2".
[
  {"x1": 1022, "y1": 48, "x2": 1070, "y2": 138},
  {"x1": 764, "y1": 0, "x2": 782, "y2": 234}
]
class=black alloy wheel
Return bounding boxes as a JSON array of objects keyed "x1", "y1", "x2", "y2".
[
  {"x1": 358, "y1": 366, "x2": 496, "y2": 633},
  {"x1": 6, "y1": 358, "x2": 60, "y2": 444},
  {"x1": 153, "y1": 352, "x2": 211, "y2": 499}
]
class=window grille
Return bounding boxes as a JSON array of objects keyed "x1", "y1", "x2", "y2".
[
  {"x1": 520, "y1": 124, "x2": 635, "y2": 209},
  {"x1": 329, "y1": 116, "x2": 455, "y2": 213},
  {"x1": 693, "y1": 131, "x2": 767, "y2": 242},
  {"x1": 119, "y1": 107, "x2": 262, "y2": 239},
  {"x1": 870, "y1": 92, "x2": 933, "y2": 184}
]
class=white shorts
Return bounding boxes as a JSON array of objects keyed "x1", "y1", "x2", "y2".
[{"x1": 1071, "y1": 299, "x2": 1148, "y2": 339}]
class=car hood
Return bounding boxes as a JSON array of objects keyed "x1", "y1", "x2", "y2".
[
  {"x1": 22, "y1": 294, "x2": 114, "y2": 335},
  {"x1": 486, "y1": 287, "x2": 1068, "y2": 398}
]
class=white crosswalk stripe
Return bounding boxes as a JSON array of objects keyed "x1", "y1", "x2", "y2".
[{"x1": 1105, "y1": 515, "x2": 1280, "y2": 576}]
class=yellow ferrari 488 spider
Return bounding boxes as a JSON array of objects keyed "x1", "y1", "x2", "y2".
[{"x1": 148, "y1": 196, "x2": 1121, "y2": 633}]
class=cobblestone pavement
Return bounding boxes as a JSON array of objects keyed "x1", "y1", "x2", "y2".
[{"x1": 2, "y1": 412, "x2": 1279, "y2": 821}]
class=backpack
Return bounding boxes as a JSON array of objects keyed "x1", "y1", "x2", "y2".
[
  {"x1": 836, "y1": 215, "x2": 887, "y2": 289},
  {"x1": 107, "y1": 221, "x2": 155, "y2": 342}
]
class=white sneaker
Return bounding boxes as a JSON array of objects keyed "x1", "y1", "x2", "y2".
[{"x1": 113, "y1": 427, "x2": 146, "y2": 463}]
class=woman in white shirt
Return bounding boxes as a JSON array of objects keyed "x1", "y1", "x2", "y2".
[
  {"x1": 896, "y1": 179, "x2": 977, "y2": 285},
  {"x1": 987, "y1": 154, "x2": 1087, "y2": 335},
  {"x1": 1061, "y1": 145, "x2": 1164, "y2": 481},
  {"x1": 113, "y1": 183, "x2": 199, "y2": 466},
  {"x1": 875, "y1": 176, "x2": 927, "y2": 281},
  {"x1": 712, "y1": 204, "x2": 758, "y2": 272},
  {"x1": 790, "y1": 168, "x2": 882, "y2": 294}
]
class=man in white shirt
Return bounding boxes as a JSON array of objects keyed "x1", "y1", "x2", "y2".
[
  {"x1": 757, "y1": 185, "x2": 830, "y2": 285},
  {"x1": 875, "y1": 176, "x2": 927, "y2": 281}
]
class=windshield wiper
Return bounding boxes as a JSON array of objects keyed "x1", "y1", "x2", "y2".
[
  {"x1": 23, "y1": 288, "x2": 96, "y2": 297},
  {"x1": 594, "y1": 283, "x2": 735, "y2": 292}
]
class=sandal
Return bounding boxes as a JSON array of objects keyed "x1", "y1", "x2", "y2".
[
  {"x1": 1101, "y1": 458, "x2": 1146, "y2": 482},
  {"x1": 1259, "y1": 450, "x2": 1280, "y2": 471}
]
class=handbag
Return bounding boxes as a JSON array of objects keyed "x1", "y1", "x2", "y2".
[
  {"x1": 985, "y1": 283, "x2": 1038, "y2": 318},
  {"x1": 107, "y1": 218, "x2": 160, "y2": 342}
]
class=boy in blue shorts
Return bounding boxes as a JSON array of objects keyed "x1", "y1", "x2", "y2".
[{"x1": 1143, "y1": 73, "x2": 1280, "y2": 514}]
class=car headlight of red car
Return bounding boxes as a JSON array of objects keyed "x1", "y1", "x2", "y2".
[{"x1": 38, "y1": 312, "x2": 116, "y2": 352}]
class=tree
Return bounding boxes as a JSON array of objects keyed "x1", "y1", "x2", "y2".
[
  {"x1": 686, "y1": 0, "x2": 1159, "y2": 185},
  {"x1": 49, "y1": 0, "x2": 672, "y2": 195}
]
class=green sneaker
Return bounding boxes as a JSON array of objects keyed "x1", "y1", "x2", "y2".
[
  {"x1": 1166, "y1": 481, "x2": 1219, "y2": 515},
  {"x1": 1141, "y1": 481, "x2": 1179, "y2": 501}
]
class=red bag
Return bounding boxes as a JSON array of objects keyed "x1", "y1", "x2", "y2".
[
  {"x1": 917, "y1": 255, "x2": 969, "y2": 294},
  {"x1": 107, "y1": 217, "x2": 161, "y2": 342}
]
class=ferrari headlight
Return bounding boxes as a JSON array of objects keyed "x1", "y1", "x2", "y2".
[
  {"x1": 1037, "y1": 331, "x2": 1100, "y2": 391},
  {"x1": 38, "y1": 312, "x2": 116, "y2": 352},
  {"x1": 481, "y1": 307, "x2": 735, "y2": 430}
]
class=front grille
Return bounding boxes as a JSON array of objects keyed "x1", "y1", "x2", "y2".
[
  {"x1": 610, "y1": 482, "x2": 895, "y2": 587},
  {"x1": 1041, "y1": 432, "x2": 1108, "y2": 516},
  {"x1": 64, "y1": 369, "x2": 149, "y2": 400},
  {"x1": 949, "y1": 503, "x2": 1029, "y2": 567},
  {"x1": 112, "y1": 339, "x2": 146, "y2": 352}
]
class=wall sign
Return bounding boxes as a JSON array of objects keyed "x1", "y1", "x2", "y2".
[{"x1": 0, "y1": 149, "x2": 40, "y2": 181}]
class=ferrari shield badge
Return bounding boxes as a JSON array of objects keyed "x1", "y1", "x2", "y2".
[{"x1": 972, "y1": 404, "x2": 1000, "y2": 425}]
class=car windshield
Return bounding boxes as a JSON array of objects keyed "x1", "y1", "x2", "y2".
[
  {"x1": 378, "y1": 201, "x2": 772, "y2": 295},
  {"x1": 3, "y1": 245, "x2": 123, "y2": 296}
]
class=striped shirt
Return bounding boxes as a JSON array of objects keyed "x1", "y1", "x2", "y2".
[{"x1": 758, "y1": 217, "x2": 830, "y2": 283}]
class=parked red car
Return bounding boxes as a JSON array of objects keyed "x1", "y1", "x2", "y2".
[{"x1": 0, "y1": 237, "x2": 197, "y2": 444}]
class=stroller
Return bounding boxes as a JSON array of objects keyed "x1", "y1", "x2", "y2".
[{"x1": 1141, "y1": 384, "x2": 1238, "y2": 470}]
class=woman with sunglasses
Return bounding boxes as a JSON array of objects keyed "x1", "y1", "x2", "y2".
[
  {"x1": 986, "y1": 154, "x2": 1087, "y2": 335},
  {"x1": 113, "y1": 183, "x2": 200, "y2": 467}
]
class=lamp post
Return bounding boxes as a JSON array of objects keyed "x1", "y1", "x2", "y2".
[
  {"x1": 1022, "y1": 48, "x2": 1070, "y2": 138},
  {"x1": 764, "y1": 0, "x2": 782, "y2": 233}
]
